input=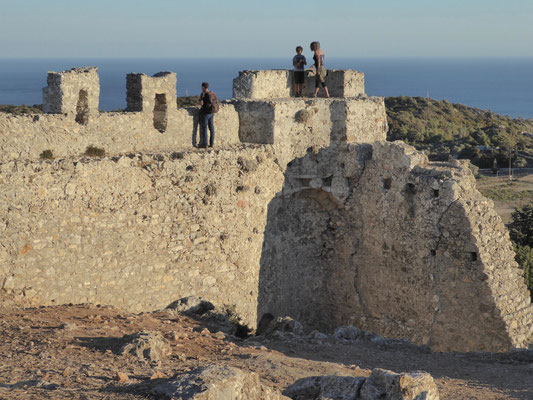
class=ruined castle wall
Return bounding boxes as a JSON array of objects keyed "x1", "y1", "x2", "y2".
[
  {"x1": 0, "y1": 148, "x2": 284, "y2": 326},
  {"x1": 233, "y1": 70, "x2": 365, "y2": 99},
  {"x1": 258, "y1": 141, "x2": 533, "y2": 352},
  {"x1": 0, "y1": 104, "x2": 240, "y2": 162},
  {"x1": 1, "y1": 139, "x2": 531, "y2": 351}
]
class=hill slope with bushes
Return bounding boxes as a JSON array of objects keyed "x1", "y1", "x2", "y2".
[{"x1": 386, "y1": 96, "x2": 533, "y2": 168}]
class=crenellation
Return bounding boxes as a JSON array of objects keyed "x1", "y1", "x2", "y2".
[
  {"x1": 126, "y1": 71, "x2": 177, "y2": 113},
  {"x1": 42, "y1": 67, "x2": 100, "y2": 121}
]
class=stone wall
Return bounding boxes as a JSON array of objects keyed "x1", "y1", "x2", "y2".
[
  {"x1": 233, "y1": 70, "x2": 365, "y2": 99},
  {"x1": 0, "y1": 148, "x2": 284, "y2": 326},
  {"x1": 258, "y1": 141, "x2": 533, "y2": 352},
  {"x1": 0, "y1": 105, "x2": 240, "y2": 162},
  {"x1": 1, "y1": 141, "x2": 531, "y2": 352},
  {"x1": 0, "y1": 99, "x2": 386, "y2": 164},
  {"x1": 235, "y1": 97, "x2": 387, "y2": 166}
]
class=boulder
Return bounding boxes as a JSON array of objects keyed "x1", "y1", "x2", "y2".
[
  {"x1": 261, "y1": 316, "x2": 304, "y2": 337},
  {"x1": 359, "y1": 368, "x2": 439, "y2": 400},
  {"x1": 283, "y1": 375, "x2": 366, "y2": 400},
  {"x1": 166, "y1": 296, "x2": 215, "y2": 315},
  {"x1": 151, "y1": 365, "x2": 288, "y2": 399},
  {"x1": 120, "y1": 331, "x2": 171, "y2": 363}
]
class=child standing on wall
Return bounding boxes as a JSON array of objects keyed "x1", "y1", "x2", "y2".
[{"x1": 292, "y1": 46, "x2": 307, "y2": 97}]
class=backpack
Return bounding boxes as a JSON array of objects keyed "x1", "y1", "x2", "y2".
[
  {"x1": 203, "y1": 92, "x2": 219, "y2": 114},
  {"x1": 208, "y1": 92, "x2": 219, "y2": 113}
]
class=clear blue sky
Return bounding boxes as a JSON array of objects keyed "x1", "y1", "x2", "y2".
[{"x1": 1, "y1": 0, "x2": 532, "y2": 58}]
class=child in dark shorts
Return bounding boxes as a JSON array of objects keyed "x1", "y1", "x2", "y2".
[{"x1": 292, "y1": 46, "x2": 307, "y2": 97}]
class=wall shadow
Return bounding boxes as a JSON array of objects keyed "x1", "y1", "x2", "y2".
[
  {"x1": 257, "y1": 144, "x2": 367, "y2": 334},
  {"x1": 185, "y1": 108, "x2": 199, "y2": 147}
]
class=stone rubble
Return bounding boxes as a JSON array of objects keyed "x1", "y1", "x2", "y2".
[
  {"x1": 151, "y1": 365, "x2": 289, "y2": 400},
  {"x1": 119, "y1": 331, "x2": 171, "y2": 363},
  {"x1": 282, "y1": 368, "x2": 440, "y2": 400}
]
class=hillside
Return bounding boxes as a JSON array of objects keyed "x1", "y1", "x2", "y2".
[{"x1": 386, "y1": 96, "x2": 533, "y2": 168}]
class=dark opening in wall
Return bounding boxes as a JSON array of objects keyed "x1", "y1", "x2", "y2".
[
  {"x1": 403, "y1": 183, "x2": 417, "y2": 217},
  {"x1": 405, "y1": 183, "x2": 416, "y2": 195},
  {"x1": 153, "y1": 93, "x2": 168, "y2": 133},
  {"x1": 430, "y1": 249, "x2": 437, "y2": 256},
  {"x1": 256, "y1": 313, "x2": 274, "y2": 336},
  {"x1": 433, "y1": 189, "x2": 440, "y2": 198},
  {"x1": 75, "y1": 89, "x2": 89, "y2": 125},
  {"x1": 383, "y1": 178, "x2": 392, "y2": 190},
  {"x1": 470, "y1": 252, "x2": 478, "y2": 261}
]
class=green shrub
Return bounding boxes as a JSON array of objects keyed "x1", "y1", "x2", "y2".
[
  {"x1": 508, "y1": 203, "x2": 533, "y2": 298},
  {"x1": 83, "y1": 145, "x2": 105, "y2": 157},
  {"x1": 513, "y1": 244, "x2": 533, "y2": 299},
  {"x1": 509, "y1": 204, "x2": 533, "y2": 246},
  {"x1": 39, "y1": 149, "x2": 54, "y2": 160}
]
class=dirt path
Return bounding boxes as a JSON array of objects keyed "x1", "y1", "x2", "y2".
[{"x1": 0, "y1": 303, "x2": 531, "y2": 399}]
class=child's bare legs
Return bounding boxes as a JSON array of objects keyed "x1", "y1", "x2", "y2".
[{"x1": 314, "y1": 87, "x2": 319, "y2": 97}]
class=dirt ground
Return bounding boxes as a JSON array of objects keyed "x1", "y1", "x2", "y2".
[
  {"x1": 0, "y1": 302, "x2": 531, "y2": 400},
  {"x1": 477, "y1": 171, "x2": 533, "y2": 224}
]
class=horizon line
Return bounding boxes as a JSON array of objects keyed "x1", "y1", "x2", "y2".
[{"x1": 2, "y1": 55, "x2": 533, "y2": 60}]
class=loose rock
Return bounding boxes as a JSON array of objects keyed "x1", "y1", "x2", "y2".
[{"x1": 119, "y1": 331, "x2": 171, "y2": 363}]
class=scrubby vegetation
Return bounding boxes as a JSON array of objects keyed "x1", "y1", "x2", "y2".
[
  {"x1": 0, "y1": 104, "x2": 43, "y2": 115},
  {"x1": 177, "y1": 96, "x2": 200, "y2": 108},
  {"x1": 39, "y1": 149, "x2": 54, "y2": 160},
  {"x1": 83, "y1": 145, "x2": 105, "y2": 157},
  {"x1": 386, "y1": 96, "x2": 533, "y2": 168}
]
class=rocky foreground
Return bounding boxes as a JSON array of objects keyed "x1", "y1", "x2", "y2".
[{"x1": 0, "y1": 297, "x2": 532, "y2": 399}]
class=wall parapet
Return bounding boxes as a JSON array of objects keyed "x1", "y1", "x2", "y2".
[
  {"x1": 233, "y1": 69, "x2": 365, "y2": 99},
  {"x1": 0, "y1": 67, "x2": 385, "y2": 164}
]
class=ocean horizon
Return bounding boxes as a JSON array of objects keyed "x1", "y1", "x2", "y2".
[{"x1": 1, "y1": 57, "x2": 532, "y2": 119}]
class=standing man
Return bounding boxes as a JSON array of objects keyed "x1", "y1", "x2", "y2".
[{"x1": 198, "y1": 82, "x2": 219, "y2": 148}]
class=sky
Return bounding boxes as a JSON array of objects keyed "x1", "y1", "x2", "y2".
[{"x1": 1, "y1": 0, "x2": 533, "y2": 58}]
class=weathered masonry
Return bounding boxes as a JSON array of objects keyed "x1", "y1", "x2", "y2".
[{"x1": 0, "y1": 67, "x2": 531, "y2": 352}]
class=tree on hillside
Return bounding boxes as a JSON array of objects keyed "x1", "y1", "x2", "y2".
[
  {"x1": 508, "y1": 203, "x2": 533, "y2": 299},
  {"x1": 508, "y1": 204, "x2": 533, "y2": 246}
]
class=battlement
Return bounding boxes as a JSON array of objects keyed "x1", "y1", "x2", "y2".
[
  {"x1": 233, "y1": 69, "x2": 365, "y2": 99},
  {"x1": 0, "y1": 67, "x2": 387, "y2": 163},
  {"x1": 42, "y1": 67, "x2": 100, "y2": 123}
]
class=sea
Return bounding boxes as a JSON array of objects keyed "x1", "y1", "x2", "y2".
[{"x1": 1, "y1": 57, "x2": 532, "y2": 119}]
